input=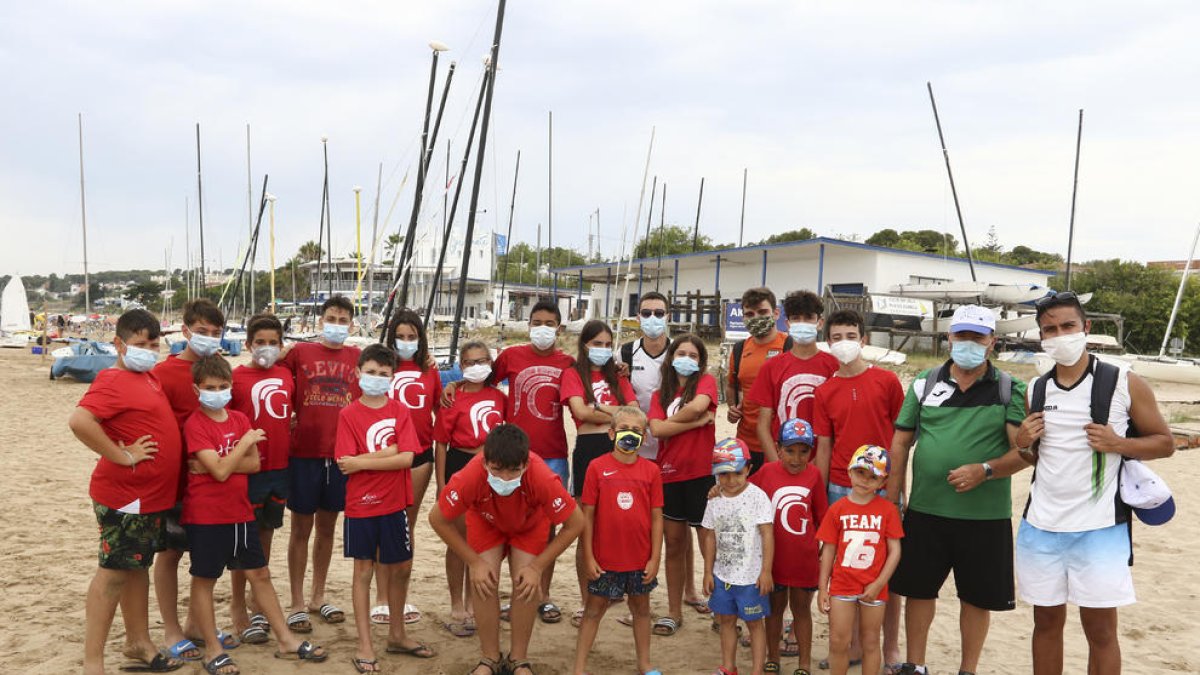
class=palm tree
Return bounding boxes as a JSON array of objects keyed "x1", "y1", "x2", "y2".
[{"x1": 296, "y1": 240, "x2": 323, "y2": 263}]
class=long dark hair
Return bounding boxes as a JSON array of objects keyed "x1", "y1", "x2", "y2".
[
  {"x1": 574, "y1": 320, "x2": 626, "y2": 406},
  {"x1": 658, "y1": 333, "x2": 707, "y2": 411},
  {"x1": 387, "y1": 309, "x2": 429, "y2": 373}
]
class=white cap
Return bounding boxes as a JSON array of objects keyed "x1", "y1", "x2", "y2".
[
  {"x1": 1120, "y1": 460, "x2": 1175, "y2": 525},
  {"x1": 949, "y1": 305, "x2": 995, "y2": 334}
]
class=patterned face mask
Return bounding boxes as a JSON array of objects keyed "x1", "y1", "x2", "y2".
[{"x1": 746, "y1": 314, "x2": 775, "y2": 338}]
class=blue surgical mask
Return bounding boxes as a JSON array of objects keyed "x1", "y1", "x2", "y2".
[
  {"x1": 188, "y1": 333, "x2": 222, "y2": 357},
  {"x1": 394, "y1": 339, "x2": 419, "y2": 360},
  {"x1": 359, "y1": 374, "x2": 391, "y2": 397},
  {"x1": 322, "y1": 323, "x2": 349, "y2": 345},
  {"x1": 788, "y1": 322, "x2": 819, "y2": 345},
  {"x1": 587, "y1": 346, "x2": 613, "y2": 366},
  {"x1": 640, "y1": 315, "x2": 666, "y2": 339},
  {"x1": 672, "y1": 356, "x2": 700, "y2": 377},
  {"x1": 198, "y1": 388, "x2": 232, "y2": 410},
  {"x1": 487, "y1": 470, "x2": 523, "y2": 496},
  {"x1": 950, "y1": 340, "x2": 989, "y2": 369},
  {"x1": 122, "y1": 345, "x2": 158, "y2": 372}
]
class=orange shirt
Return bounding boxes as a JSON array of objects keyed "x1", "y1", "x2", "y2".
[{"x1": 727, "y1": 332, "x2": 790, "y2": 453}]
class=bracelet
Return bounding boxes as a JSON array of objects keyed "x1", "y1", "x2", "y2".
[{"x1": 123, "y1": 449, "x2": 135, "y2": 468}]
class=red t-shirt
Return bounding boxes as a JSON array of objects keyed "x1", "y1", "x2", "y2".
[
  {"x1": 745, "y1": 350, "x2": 839, "y2": 452},
  {"x1": 230, "y1": 364, "x2": 294, "y2": 472},
  {"x1": 492, "y1": 344, "x2": 575, "y2": 460},
  {"x1": 812, "y1": 366, "x2": 905, "y2": 488},
  {"x1": 434, "y1": 386, "x2": 507, "y2": 449},
  {"x1": 648, "y1": 373, "x2": 718, "y2": 483},
  {"x1": 153, "y1": 354, "x2": 200, "y2": 431},
  {"x1": 182, "y1": 409, "x2": 254, "y2": 525},
  {"x1": 438, "y1": 453, "x2": 575, "y2": 534},
  {"x1": 750, "y1": 462, "x2": 828, "y2": 587},
  {"x1": 335, "y1": 399, "x2": 418, "y2": 518},
  {"x1": 727, "y1": 332, "x2": 790, "y2": 453},
  {"x1": 283, "y1": 342, "x2": 362, "y2": 458},
  {"x1": 388, "y1": 361, "x2": 442, "y2": 450},
  {"x1": 816, "y1": 495, "x2": 904, "y2": 600},
  {"x1": 79, "y1": 368, "x2": 183, "y2": 514},
  {"x1": 582, "y1": 453, "x2": 664, "y2": 572},
  {"x1": 559, "y1": 368, "x2": 637, "y2": 428}
]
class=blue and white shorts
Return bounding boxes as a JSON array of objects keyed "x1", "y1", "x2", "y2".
[
  {"x1": 709, "y1": 575, "x2": 770, "y2": 622},
  {"x1": 1015, "y1": 519, "x2": 1135, "y2": 608}
]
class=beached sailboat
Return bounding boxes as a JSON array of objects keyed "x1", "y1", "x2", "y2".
[{"x1": 1, "y1": 275, "x2": 33, "y2": 347}]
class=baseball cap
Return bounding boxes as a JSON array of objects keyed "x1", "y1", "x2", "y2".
[
  {"x1": 949, "y1": 305, "x2": 995, "y2": 334},
  {"x1": 779, "y1": 418, "x2": 815, "y2": 448},
  {"x1": 847, "y1": 445, "x2": 890, "y2": 478},
  {"x1": 712, "y1": 437, "x2": 750, "y2": 475},
  {"x1": 1120, "y1": 460, "x2": 1175, "y2": 526}
]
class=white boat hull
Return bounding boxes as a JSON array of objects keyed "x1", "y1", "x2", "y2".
[{"x1": 889, "y1": 281, "x2": 989, "y2": 302}]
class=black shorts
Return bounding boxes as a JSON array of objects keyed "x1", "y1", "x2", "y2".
[
  {"x1": 571, "y1": 433, "x2": 613, "y2": 498},
  {"x1": 443, "y1": 447, "x2": 477, "y2": 483},
  {"x1": 288, "y1": 457, "x2": 346, "y2": 514},
  {"x1": 411, "y1": 446, "x2": 434, "y2": 469},
  {"x1": 247, "y1": 469, "x2": 288, "y2": 530},
  {"x1": 748, "y1": 450, "x2": 765, "y2": 477},
  {"x1": 662, "y1": 475, "x2": 715, "y2": 526},
  {"x1": 890, "y1": 509, "x2": 1016, "y2": 612},
  {"x1": 186, "y1": 522, "x2": 267, "y2": 579},
  {"x1": 160, "y1": 501, "x2": 188, "y2": 552},
  {"x1": 344, "y1": 510, "x2": 413, "y2": 564}
]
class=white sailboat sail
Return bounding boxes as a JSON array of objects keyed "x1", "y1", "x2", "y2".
[{"x1": 1, "y1": 275, "x2": 32, "y2": 333}]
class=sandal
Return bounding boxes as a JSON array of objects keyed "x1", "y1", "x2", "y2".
[
  {"x1": 883, "y1": 664, "x2": 904, "y2": 675},
  {"x1": 685, "y1": 598, "x2": 713, "y2": 614},
  {"x1": 713, "y1": 668, "x2": 738, "y2": 675},
  {"x1": 239, "y1": 624, "x2": 269, "y2": 645},
  {"x1": 187, "y1": 631, "x2": 239, "y2": 650},
  {"x1": 386, "y1": 641, "x2": 436, "y2": 658},
  {"x1": 570, "y1": 608, "x2": 585, "y2": 628},
  {"x1": 351, "y1": 657, "x2": 381, "y2": 673},
  {"x1": 202, "y1": 653, "x2": 238, "y2": 675},
  {"x1": 794, "y1": 670, "x2": 813, "y2": 675},
  {"x1": 508, "y1": 657, "x2": 536, "y2": 675},
  {"x1": 499, "y1": 603, "x2": 512, "y2": 623},
  {"x1": 370, "y1": 604, "x2": 390, "y2": 625},
  {"x1": 765, "y1": 662, "x2": 781, "y2": 673},
  {"x1": 652, "y1": 615, "x2": 681, "y2": 636},
  {"x1": 118, "y1": 651, "x2": 186, "y2": 673},
  {"x1": 817, "y1": 658, "x2": 861, "y2": 670},
  {"x1": 444, "y1": 620, "x2": 476, "y2": 637},
  {"x1": 313, "y1": 602, "x2": 345, "y2": 623},
  {"x1": 249, "y1": 613, "x2": 268, "y2": 628},
  {"x1": 538, "y1": 601, "x2": 563, "y2": 624},
  {"x1": 286, "y1": 611, "x2": 312, "y2": 634},
  {"x1": 164, "y1": 639, "x2": 201, "y2": 662},
  {"x1": 403, "y1": 603, "x2": 422, "y2": 624},
  {"x1": 468, "y1": 656, "x2": 504, "y2": 675},
  {"x1": 274, "y1": 640, "x2": 328, "y2": 662}
]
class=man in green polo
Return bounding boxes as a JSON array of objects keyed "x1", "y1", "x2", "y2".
[{"x1": 886, "y1": 305, "x2": 1029, "y2": 675}]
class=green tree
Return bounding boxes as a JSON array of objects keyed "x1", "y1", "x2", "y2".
[
  {"x1": 127, "y1": 280, "x2": 164, "y2": 308},
  {"x1": 633, "y1": 224, "x2": 715, "y2": 259},
  {"x1": 865, "y1": 228, "x2": 902, "y2": 248},
  {"x1": 296, "y1": 240, "x2": 323, "y2": 263},
  {"x1": 755, "y1": 228, "x2": 817, "y2": 245},
  {"x1": 383, "y1": 234, "x2": 403, "y2": 260},
  {"x1": 1071, "y1": 259, "x2": 1181, "y2": 353}
]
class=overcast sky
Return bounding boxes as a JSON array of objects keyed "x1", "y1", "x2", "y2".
[{"x1": 4, "y1": 1, "x2": 1200, "y2": 279}]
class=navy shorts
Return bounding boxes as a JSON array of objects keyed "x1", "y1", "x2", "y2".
[
  {"x1": 344, "y1": 510, "x2": 413, "y2": 564},
  {"x1": 588, "y1": 570, "x2": 658, "y2": 600},
  {"x1": 709, "y1": 574, "x2": 770, "y2": 622},
  {"x1": 160, "y1": 501, "x2": 188, "y2": 552},
  {"x1": 288, "y1": 457, "x2": 346, "y2": 514},
  {"x1": 571, "y1": 433, "x2": 612, "y2": 498},
  {"x1": 186, "y1": 522, "x2": 267, "y2": 579},
  {"x1": 248, "y1": 468, "x2": 289, "y2": 529}
]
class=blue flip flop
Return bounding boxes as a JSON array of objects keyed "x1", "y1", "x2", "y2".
[{"x1": 166, "y1": 639, "x2": 201, "y2": 662}]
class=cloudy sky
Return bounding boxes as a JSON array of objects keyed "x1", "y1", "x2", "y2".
[{"x1": 3, "y1": 1, "x2": 1200, "y2": 279}]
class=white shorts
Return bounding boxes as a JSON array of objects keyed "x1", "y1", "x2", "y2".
[{"x1": 1015, "y1": 519, "x2": 1135, "y2": 608}]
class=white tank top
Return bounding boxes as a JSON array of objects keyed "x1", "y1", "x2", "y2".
[
  {"x1": 1025, "y1": 359, "x2": 1132, "y2": 532},
  {"x1": 616, "y1": 338, "x2": 668, "y2": 460}
]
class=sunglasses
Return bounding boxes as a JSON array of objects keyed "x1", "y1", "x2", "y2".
[
  {"x1": 639, "y1": 309, "x2": 667, "y2": 318},
  {"x1": 1035, "y1": 291, "x2": 1079, "y2": 308}
]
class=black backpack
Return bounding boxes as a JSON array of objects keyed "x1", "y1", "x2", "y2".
[{"x1": 730, "y1": 336, "x2": 793, "y2": 403}]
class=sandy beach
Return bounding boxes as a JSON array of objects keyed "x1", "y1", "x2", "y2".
[{"x1": 4, "y1": 346, "x2": 1197, "y2": 674}]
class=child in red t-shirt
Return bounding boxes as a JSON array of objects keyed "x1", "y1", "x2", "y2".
[
  {"x1": 816, "y1": 445, "x2": 903, "y2": 675},
  {"x1": 572, "y1": 406, "x2": 664, "y2": 675},
  {"x1": 184, "y1": 356, "x2": 327, "y2": 674},
  {"x1": 335, "y1": 344, "x2": 433, "y2": 671},
  {"x1": 430, "y1": 424, "x2": 584, "y2": 675},
  {"x1": 749, "y1": 418, "x2": 828, "y2": 675},
  {"x1": 69, "y1": 309, "x2": 185, "y2": 675},
  {"x1": 647, "y1": 333, "x2": 718, "y2": 636},
  {"x1": 228, "y1": 313, "x2": 294, "y2": 643},
  {"x1": 435, "y1": 340, "x2": 507, "y2": 636}
]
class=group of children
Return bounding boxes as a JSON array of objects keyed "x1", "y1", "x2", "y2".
[{"x1": 72, "y1": 288, "x2": 909, "y2": 675}]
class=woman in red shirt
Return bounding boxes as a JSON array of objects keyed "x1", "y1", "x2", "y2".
[
  {"x1": 647, "y1": 333, "x2": 718, "y2": 636},
  {"x1": 434, "y1": 340, "x2": 507, "y2": 637}
]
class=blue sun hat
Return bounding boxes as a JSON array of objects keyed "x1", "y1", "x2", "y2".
[{"x1": 1120, "y1": 459, "x2": 1175, "y2": 526}]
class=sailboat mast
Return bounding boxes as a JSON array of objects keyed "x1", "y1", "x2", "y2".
[
  {"x1": 247, "y1": 123, "x2": 256, "y2": 314},
  {"x1": 366, "y1": 162, "x2": 382, "y2": 337},
  {"x1": 926, "y1": 82, "x2": 976, "y2": 281},
  {"x1": 196, "y1": 123, "x2": 207, "y2": 290},
  {"x1": 1065, "y1": 109, "x2": 1084, "y2": 291},
  {"x1": 548, "y1": 110, "x2": 555, "y2": 297},
  {"x1": 498, "y1": 150, "x2": 521, "y2": 323},
  {"x1": 77, "y1": 113, "x2": 90, "y2": 311},
  {"x1": 185, "y1": 197, "x2": 192, "y2": 300},
  {"x1": 1159, "y1": 223, "x2": 1200, "y2": 357}
]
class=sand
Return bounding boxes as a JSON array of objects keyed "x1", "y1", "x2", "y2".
[{"x1": 4, "y1": 347, "x2": 1197, "y2": 674}]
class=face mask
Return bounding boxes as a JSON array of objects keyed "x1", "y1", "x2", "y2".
[
  {"x1": 745, "y1": 314, "x2": 775, "y2": 338},
  {"x1": 462, "y1": 364, "x2": 492, "y2": 383},
  {"x1": 322, "y1": 323, "x2": 349, "y2": 345},
  {"x1": 788, "y1": 322, "x2": 819, "y2": 345},
  {"x1": 529, "y1": 325, "x2": 557, "y2": 350},
  {"x1": 394, "y1": 339, "x2": 419, "y2": 360},
  {"x1": 359, "y1": 374, "x2": 391, "y2": 397},
  {"x1": 252, "y1": 345, "x2": 280, "y2": 368},
  {"x1": 188, "y1": 333, "x2": 222, "y2": 357},
  {"x1": 640, "y1": 315, "x2": 666, "y2": 338},
  {"x1": 1041, "y1": 332, "x2": 1088, "y2": 366},
  {"x1": 123, "y1": 345, "x2": 158, "y2": 372},
  {"x1": 672, "y1": 356, "x2": 700, "y2": 377},
  {"x1": 950, "y1": 340, "x2": 989, "y2": 369},
  {"x1": 587, "y1": 346, "x2": 613, "y2": 366},
  {"x1": 614, "y1": 430, "x2": 644, "y2": 454},
  {"x1": 487, "y1": 470, "x2": 523, "y2": 496},
  {"x1": 198, "y1": 388, "x2": 232, "y2": 410},
  {"x1": 829, "y1": 340, "x2": 862, "y2": 365}
]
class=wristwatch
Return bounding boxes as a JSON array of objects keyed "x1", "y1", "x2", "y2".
[{"x1": 981, "y1": 462, "x2": 994, "y2": 480}]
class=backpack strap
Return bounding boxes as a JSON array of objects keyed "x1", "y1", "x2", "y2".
[
  {"x1": 731, "y1": 339, "x2": 746, "y2": 403},
  {"x1": 914, "y1": 362, "x2": 951, "y2": 439},
  {"x1": 997, "y1": 369, "x2": 1012, "y2": 408},
  {"x1": 620, "y1": 340, "x2": 635, "y2": 368},
  {"x1": 1090, "y1": 356, "x2": 1120, "y2": 426}
]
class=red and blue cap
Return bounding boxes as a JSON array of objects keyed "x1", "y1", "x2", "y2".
[
  {"x1": 779, "y1": 418, "x2": 815, "y2": 448},
  {"x1": 712, "y1": 437, "x2": 750, "y2": 474}
]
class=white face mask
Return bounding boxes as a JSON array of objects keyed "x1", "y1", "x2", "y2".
[
  {"x1": 829, "y1": 340, "x2": 862, "y2": 365},
  {"x1": 1041, "y1": 332, "x2": 1088, "y2": 366},
  {"x1": 529, "y1": 325, "x2": 557, "y2": 350},
  {"x1": 462, "y1": 363, "x2": 492, "y2": 383}
]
